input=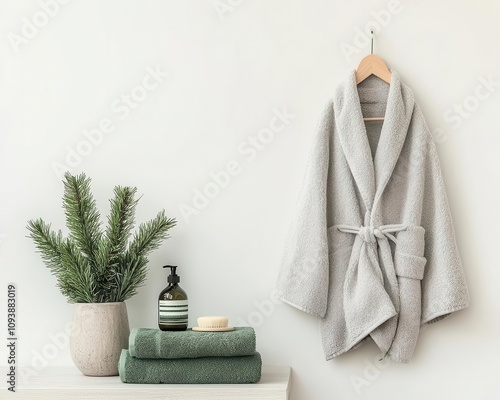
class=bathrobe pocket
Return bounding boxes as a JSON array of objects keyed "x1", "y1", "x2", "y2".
[{"x1": 389, "y1": 225, "x2": 427, "y2": 362}]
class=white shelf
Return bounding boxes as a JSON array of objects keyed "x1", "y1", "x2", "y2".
[{"x1": 13, "y1": 365, "x2": 291, "y2": 400}]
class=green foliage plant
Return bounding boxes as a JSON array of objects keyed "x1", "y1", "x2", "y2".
[{"x1": 27, "y1": 172, "x2": 176, "y2": 303}]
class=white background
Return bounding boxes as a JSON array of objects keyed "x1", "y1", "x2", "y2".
[{"x1": 1, "y1": 1, "x2": 499, "y2": 399}]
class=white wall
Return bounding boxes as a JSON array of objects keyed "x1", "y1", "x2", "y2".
[{"x1": 1, "y1": 0, "x2": 499, "y2": 398}]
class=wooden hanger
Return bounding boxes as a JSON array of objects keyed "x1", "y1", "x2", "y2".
[{"x1": 355, "y1": 31, "x2": 391, "y2": 121}]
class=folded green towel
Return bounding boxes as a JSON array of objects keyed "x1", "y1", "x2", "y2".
[
  {"x1": 119, "y1": 349, "x2": 262, "y2": 384},
  {"x1": 129, "y1": 327, "x2": 256, "y2": 359}
]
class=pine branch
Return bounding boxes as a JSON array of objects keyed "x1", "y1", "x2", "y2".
[
  {"x1": 94, "y1": 239, "x2": 119, "y2": 302},
  {"x1": 114, "y1": 211, "x2": 176, "y2": 302},
  {"x1": 127, "y1": 211, "x2": 176, "y2": 259},
  {"x1": 26, "y1": 219, "x2": 97, "y2": 303},
  {"x1": 112, "y1": 254, "x2": 148, "y2": 302},
  {"x1": 59, "y1": 239, "x2": 97, "y2": 303},
  {"x1": 94, "y1": 186, "x2": 140, "y2": 302},
  {"x1": 26, "y1": 219, "x2": 64, "y2": 274},
  {"x1": 62, "y1": 173, "x2": 103, "y2": 272},
  {"x1": 98, "y1": 186, "x2": 139, "y2": 269}
]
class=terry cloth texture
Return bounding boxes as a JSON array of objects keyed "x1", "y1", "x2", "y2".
[
  {"x1": 119, "y1": 349, "x2": 262, "y2": 384},
  {"x1": 129, "y1": 327, "x2": 256, "y2": 359},
  {"x1": 275, "y1": 70, "x2": 470, "y2": 363}
]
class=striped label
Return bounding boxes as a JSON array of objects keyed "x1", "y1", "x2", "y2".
[{"x1": 159, "y1": 300, "x2": 188, "y2": 325}]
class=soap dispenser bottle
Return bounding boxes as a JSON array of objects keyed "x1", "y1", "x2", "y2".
[{"x1": 158, "y1": 265, "x2": 188, "y2": 331}]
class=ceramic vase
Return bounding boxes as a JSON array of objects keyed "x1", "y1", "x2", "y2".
[{"x1": 70, "y1": 302, "x2": 130, "y2": 376}]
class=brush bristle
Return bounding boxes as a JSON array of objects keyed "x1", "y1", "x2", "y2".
[{"x1": 197, "y1": 316, "x2": 228, "y2": 328}]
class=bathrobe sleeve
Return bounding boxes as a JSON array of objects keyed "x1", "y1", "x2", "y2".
[
  {"x1": 275, "y1": 103, "x2": 333, "y2": 318},
  {"x1": 420, "y1": 138, "x2": 470, "y2": 324}
]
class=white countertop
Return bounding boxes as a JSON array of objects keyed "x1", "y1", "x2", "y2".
[{"x1": 8, "y1": 365, "x2": 291, "y2": 400}]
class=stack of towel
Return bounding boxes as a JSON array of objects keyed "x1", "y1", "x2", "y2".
[{"x1": 119, "y1": 327, "x2": 262, "y2": 384}]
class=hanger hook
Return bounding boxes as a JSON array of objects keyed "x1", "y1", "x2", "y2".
[{"x1": 370, "y1": 31, "x2": 374, "y2": 54}]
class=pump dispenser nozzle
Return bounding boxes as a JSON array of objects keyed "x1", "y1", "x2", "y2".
[{"x1": 163, "y1": 265, "x2": 180, "y2": 284}]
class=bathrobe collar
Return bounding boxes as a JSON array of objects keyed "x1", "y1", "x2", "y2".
[{"x1": 333, "y1": 70, "x2": 415, "y2": 216}]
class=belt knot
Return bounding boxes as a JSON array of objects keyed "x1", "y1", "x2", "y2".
[
  {"x1": 358, "y1": 226, "x2": 384, "y2": 243},
  {"x1": 336, "y1": 223, "x2": 407, "y2": 244}
]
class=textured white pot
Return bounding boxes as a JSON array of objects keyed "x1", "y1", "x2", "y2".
[{"x1": 70, "y1": 302, "x2": 130, "y2": 376}]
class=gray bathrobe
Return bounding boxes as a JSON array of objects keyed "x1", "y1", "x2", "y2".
[{"x1": 276, "y1": 70, "x2": 469, "y2": 363}]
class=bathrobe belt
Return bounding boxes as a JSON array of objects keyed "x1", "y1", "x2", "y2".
[
  {"x1": 336, "y1": 224, "x2": 407, "y2": 245},
  {"x1": 336, "y1": 220, "x2": 408, "y2": 354}
]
